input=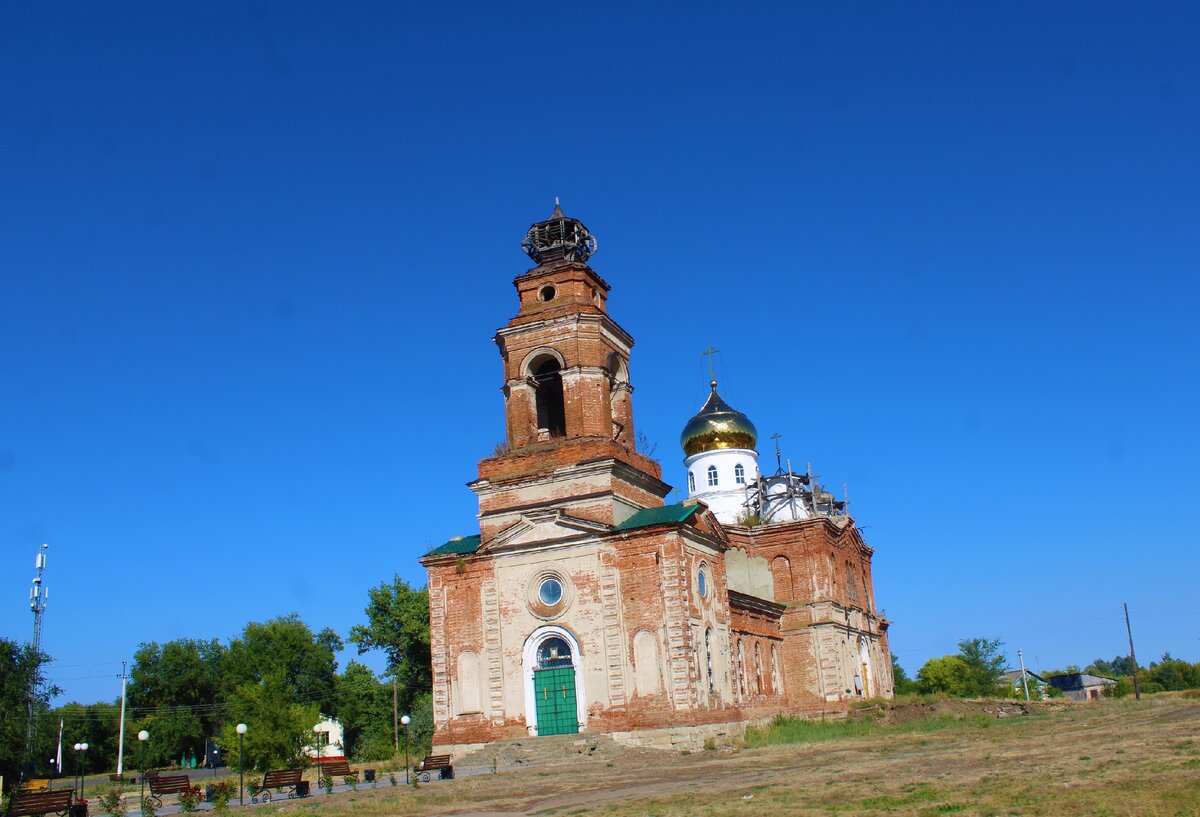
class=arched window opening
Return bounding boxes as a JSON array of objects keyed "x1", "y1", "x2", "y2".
[
  {"x1": 754, "y1": 642, "x2": 764, "y2": 695},
  {"x1": 736, "y1": 639, "x2": 746, "y2": 698},
  {"x1": 771, "y1": 556, "x2": 794, "y2": 601},
  {"x1": 532, "y1": 358, "x2": 566, "y2": 438},
  {"x1": 704, "y1": 628, "x2": 714, "y2": 694},
  {"x1": 537, "y1": 637, "x2": 573, "y2": 668},
  {"x1": 771, "y1": 645, "x2": 782, "y2": 694},
  {"x1": 707, "y1": 465, "x2": 719, "y2": 487},
  {"x1": 734, "y1": 463, "x2": 746, "y2": 484},
  {"x1": 688, "y1": 471, "x2": 696, "y2": 493}
]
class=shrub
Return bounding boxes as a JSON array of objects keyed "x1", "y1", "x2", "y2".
[
  {"x1": 208, "y1": 780, "x2": 235, "y2": 813},
  {"x1": 97, "y1": 785, "x2": 126, "y2": 817},
  {"x1": 177, "y1": 787, "x2": 201, "y2": 813},
  {"x1": 140, "y1": 797, "x2": 156, "y2": 817}
]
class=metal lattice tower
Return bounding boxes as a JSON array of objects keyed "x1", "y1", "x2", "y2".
[{"x1": 23, "y1": 544, "x2": 50, "y2": 783}]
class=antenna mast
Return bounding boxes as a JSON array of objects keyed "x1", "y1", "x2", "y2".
[{"x1": 24, "y1": 544, "x2": 50, "y2": 785}]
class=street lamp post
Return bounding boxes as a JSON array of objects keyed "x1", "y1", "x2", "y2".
[
  {"x1": 400, "y1": 715, "x2": 411, "y2": 785},
  {"x1": 236, "y1": 724, "x2": 247, "y2": 806},
  {"x1": 137, "y1": 731, "x2": 149, "y2": 803},
  {"x1": 74, "y1": 742, "x2": 89, "y2": 801},
  {"x1": 72, "y1": 743, "x2": 81, "y2": 798},
  {"x1": 312, "y1": 725, "x2": 324, "y2": 792}
]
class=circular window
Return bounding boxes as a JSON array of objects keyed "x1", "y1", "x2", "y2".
[
  {"x1": 538, "y1": 577, "x2": 563, "y2": 606},
  {"x1": 539, "y1": 285, "x2": 556, "y2": 302},
  {"x1": 697, "y1": 567, "x2": 708, "y2": 598}
]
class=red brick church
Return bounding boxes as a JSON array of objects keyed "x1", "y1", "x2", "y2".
[{"x1": 420, "y1": 204, "x2": 893, "y2": 752}]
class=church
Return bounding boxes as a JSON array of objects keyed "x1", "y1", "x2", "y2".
[{"x1": 420, "y1": 204, "x2": 893, "y2": 752}]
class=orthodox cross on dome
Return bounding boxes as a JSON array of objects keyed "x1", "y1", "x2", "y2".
[
  {"x1": 770, "y1": 432, "x2": 783, "y2": 472},
  {"x1": 701, "y1": 345, "x2": 720, "y2": 382}
]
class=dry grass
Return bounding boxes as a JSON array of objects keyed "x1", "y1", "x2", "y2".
[{"x1": 267, "y1": 693, "x2": 1200, "y2": 817}]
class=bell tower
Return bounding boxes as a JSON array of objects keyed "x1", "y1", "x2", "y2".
[{"x1": 470, "y1": 203, "x2": 669, "y2": 544}]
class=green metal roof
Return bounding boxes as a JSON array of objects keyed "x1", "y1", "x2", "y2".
[
  {"x1": 613, "y1": 502, "x2": 700, "y2": 532},
  {"x1": 424, "y1": 534, "x2": 481, "y2": 558}
]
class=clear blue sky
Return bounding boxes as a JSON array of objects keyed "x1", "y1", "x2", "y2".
[{"x1": 2, "y1": 2, "x2": 1197, "y2": 705}]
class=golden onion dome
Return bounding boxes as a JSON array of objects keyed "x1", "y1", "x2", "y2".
[{"x1": 680, "y1": 380, "x2": 758, "y2": 456}]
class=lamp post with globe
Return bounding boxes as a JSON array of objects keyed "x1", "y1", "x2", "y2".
[
  {"x1": 73, "y1": 742, "x2": 89, "y2": 800},
  {"x1": 236, "y1": 724, "x2": 247, "y2": 805},
  {"x1": 400, "y1": 716, "x2": 411, "y2": 785},
  {"x1": 137, "y1": 731, "x2": 149, "y2": 802}
]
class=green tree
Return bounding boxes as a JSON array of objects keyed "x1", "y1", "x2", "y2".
[
  {"x1": 1144, "y1": 655, "x2": 1200, "y2": 691},
  {"x1": 916, "y1": 655, "x2": 972, "y2": 696},
  {"x1": 331, "y1": 661, "x2": 393, "y2": 761},
  {"x1": 956, "y1": 637, "x2": 1007, "y2": 696},
  {"x1": 221, "y1": 680, "x2": 319, "y2": 772},
  {"x1": 0, "y1": 639, "x2": 56, "y2": 792},
  {"x1": 223, "y1": 614, "x2": 341, "y2": 710},
  {"x1": 54, "y1": 702, "x2": 122, "y2": 774},
  {"x1": 1086, "y1": 655, "x2": 1137, "y2": 677},
  {"x1": 217, "y1": 615, "x2": 340, "y2": 769},
  {"x1": 891, "y1": 654, "x2": 918, "y2": 695},
  {"x1": 348, "y1": 577, "x2": 431, "y2": 711},
  {"x1": 127, "y1": 638, "x2": 226, "y2": 768}
]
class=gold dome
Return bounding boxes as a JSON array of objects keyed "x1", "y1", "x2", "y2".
[{"x1": 680, "y1": 381, "x2": 758, "y2": 456}]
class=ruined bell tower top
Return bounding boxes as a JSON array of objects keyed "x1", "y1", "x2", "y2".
[{"x1": 520, "y1": 199, "x2": 598, "y2": 265}]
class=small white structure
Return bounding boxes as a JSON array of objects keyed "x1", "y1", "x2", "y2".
[{"x1": 307, "y1": 717, "x2": 346, "y2": 761}]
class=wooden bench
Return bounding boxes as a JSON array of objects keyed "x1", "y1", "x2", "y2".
[
  {"x1": 318, "y1": 759, "x2": 356, "y2": 786},
  {"x1": 7, "y1": 790, "x2": 73, "y2": 817},
  {"x1": 253, "y1": 768, "x2": 304, "y2": 802},
  {"x1": 17, "y1": 780, "x2": 51, "y2": 793},
  {"x1": 147, "y1": 773, "x2": 199, "y2": 808},
  {"x1": 415, "y1": 754, "x2": 453, "y2": 782}
]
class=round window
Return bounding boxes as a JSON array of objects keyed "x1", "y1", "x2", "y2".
[
  {"x1": 538, "y1": 577, "x2": 563, "y2": 606},
  {"x1": 539, "y1": 285, "x2": 556, "y2": 302},
  {"x1": 697, "y1": 568, "x2": 708, "y2": 598}
]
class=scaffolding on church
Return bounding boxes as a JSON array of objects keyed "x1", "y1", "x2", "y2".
[{"x1": 739, "y1": 460, "x2": 848, "y2": 524}]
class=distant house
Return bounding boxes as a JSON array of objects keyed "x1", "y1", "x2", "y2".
[
  {"x1": 306, "y1": 717, "x2": 346, "y2": 761},
  {"x1": 1001, "y1": 668, "x2": 1046, "y2": 698},
  {"x1": 1045, "y1": 672, "x2": 1117, "y2": 701}
]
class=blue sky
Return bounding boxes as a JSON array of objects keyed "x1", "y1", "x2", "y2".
[{"x1": 2, "y1": 1, "x2": 1197, "y2": 704}]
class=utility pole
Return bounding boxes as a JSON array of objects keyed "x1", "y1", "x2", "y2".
[
  {"x1": 116, "y1": 662, "x2": 129, "y2": 776},
  {"x1": 1017, "y1": 649, "x2": 1030, "y2": 701},
  {"x1": 1124, "y1": 602, "x2": 1141, "y2": 701},
  {"x1": 392, "y1": 678, "x2": 399, "y2": 752}
]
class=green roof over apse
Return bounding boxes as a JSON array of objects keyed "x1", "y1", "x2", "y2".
[
  {"x1": 424, "y1": 534, "x2": 482, "y2": 557},
  {"x1": 613, "y1": 502, "x2": 700, "y2": 532}
]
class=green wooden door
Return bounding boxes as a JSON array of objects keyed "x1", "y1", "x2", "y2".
[{"x1": 533, "y1": 667, "x2": 578, "y2": 736}]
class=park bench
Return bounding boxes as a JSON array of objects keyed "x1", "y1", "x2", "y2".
[
  {"x1": 415, "y1": 754, "x2": 453, "y2": 782},
  {"x1": 7, "y1": 789, "x2": 73, "y2": 817},
  {"x1": 17, "y1": 780, "x2": 51, "y2": 793},
  {"x1": 317, "y1": 759, "x2": 356, "y2": 787},
  {"x1": 147, "y1": 773, "x2": 199, "y2": 808},
  {"x1": 253, "y1": 768, "x2": 304, "y2": 802}
]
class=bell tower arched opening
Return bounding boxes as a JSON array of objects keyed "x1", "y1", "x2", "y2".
[{"x1": 531, "y1": 357, "x2": 566, "y2": 439}]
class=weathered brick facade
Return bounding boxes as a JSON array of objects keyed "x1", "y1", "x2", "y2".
[{"x1": 419, "y1": 207, "x2": 892, "y2": 753}]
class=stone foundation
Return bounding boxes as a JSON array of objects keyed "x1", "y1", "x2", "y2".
[{"x1": 608, "y1": 716, "x2": 773, "y2": 751}]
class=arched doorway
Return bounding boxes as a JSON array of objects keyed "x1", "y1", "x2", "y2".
[
  {"x1": 857, "y1": 637, "x2": 874, "y2": 697},
  {"x1": 522, "y1": 626, "x2": 586, "y2": 736}
]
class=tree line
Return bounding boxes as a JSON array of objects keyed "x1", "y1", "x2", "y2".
[
  {"x1": 892, "y1": 637, "x2": 1200, "y2": 699},
  {"x1": 1, "y1": 576, "x2": 429, "y2": 789}
]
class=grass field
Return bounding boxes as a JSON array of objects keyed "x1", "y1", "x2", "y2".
[{"x1": 269, "y1": 693, "x2": 1200, "y2": 817}]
